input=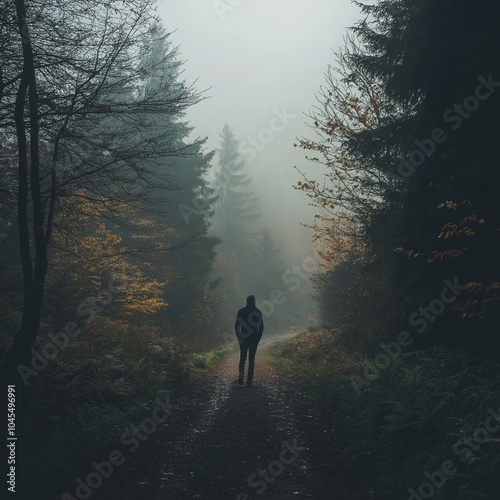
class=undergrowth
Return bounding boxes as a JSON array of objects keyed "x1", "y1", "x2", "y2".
[
  {"x1": 190, "y1": 340, "x2": 238, "y2": 372},
  {"x1": 2, "y1": 318, "x2": 232, "y2": 500},
  {"x1": 269, "y1": 328, "x2": 500, "y2": 500}
]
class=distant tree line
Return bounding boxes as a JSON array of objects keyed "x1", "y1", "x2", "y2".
[{"x1": 211, "y1": 124, "x2": 312, "y2": 336}]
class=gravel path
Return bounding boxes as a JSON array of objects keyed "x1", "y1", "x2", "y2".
[{"x1": 91, "y1": 333, "x2": 375, "y2": 500}]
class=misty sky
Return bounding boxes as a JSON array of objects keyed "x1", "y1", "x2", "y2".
[{"x1": 157, "y1": 1, "x2": 361, "y2": 262}]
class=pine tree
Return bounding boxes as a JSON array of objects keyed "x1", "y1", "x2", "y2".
[
  {"x1": 350, "y1": 0, "x2": 500, "y2": 342},
  {"x1": 212, "y1": 124, "x2": 259, "y2": 255},
  {"x1": 253, "y1": 228, "x2": 285, "y2": 293},
  {"x1": 210, "y1": 125, "x2": 261, "y2": 330},
  {"x1": 132, "y1": 22, "x2": 219, "y2": 334}
]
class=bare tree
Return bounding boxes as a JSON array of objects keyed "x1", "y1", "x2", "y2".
[
  {"x1": 295, "y1": 36, "x2": 397, "y2": 267},
  {"x1": 1, "y1": 0, "x2": 205, "y2": 380}
]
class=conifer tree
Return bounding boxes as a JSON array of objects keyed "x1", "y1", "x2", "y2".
[
  {"x1": 211, "y1": 124, "x2": 261, "y2": 329},
  {"x1": 130, "y1": 22, "x2": 219, "y2": 333},
  {"x1": 212, "y1": 124, "x2": 259, "y2": 252},
  {"x1": 351, "y1": 0, "x2": 500, "y2": 341}
]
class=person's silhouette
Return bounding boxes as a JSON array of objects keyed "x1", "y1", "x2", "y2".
[{"x1": 235, "y1": 295, "x2": 264, "y2": 387}]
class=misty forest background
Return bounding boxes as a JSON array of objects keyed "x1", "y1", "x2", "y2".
[{"x1": 1, "y1": 0, "x2": 500, "y2": 499}]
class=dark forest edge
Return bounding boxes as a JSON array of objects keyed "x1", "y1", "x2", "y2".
[
  {"x1": 269, "y1": 329, "x2": 500, "y2": 500},
  {"x1": 2, "y1": 0, "x2": 500, "y2": 499},
  {"x1": 272, "y1": 2, "x2": 500, "y2": 496},
  {"x1": 0, "y1": 320, "x2": 235, "y2": 499}
]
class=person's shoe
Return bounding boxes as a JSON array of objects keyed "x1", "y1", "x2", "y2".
[
  {"x1": 238, "y1": 373, "x2": 244, "y2": 385},
  {"x1": 247, "y1": 381, "x2": 252, "y2": 388}
]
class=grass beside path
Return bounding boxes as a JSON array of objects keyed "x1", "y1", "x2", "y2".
[
  {"x1": 10, "y1": 323, "x2": 237, "y2": 500},
  {"x1": 190, "y1": 340, "x2": 239, "y2": 372},
  {"x1": 268, "y1": 328, "x2": 500, "y2": 500}
]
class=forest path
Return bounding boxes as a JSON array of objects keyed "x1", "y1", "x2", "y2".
[{"x1": 92, "y1": 333, "x2": 372, "y2": 500}]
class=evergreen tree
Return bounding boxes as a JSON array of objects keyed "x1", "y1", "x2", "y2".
[
  {"x1": 251, "y1": 228, "x2": 285, "y2": 300},
  {"x1": 344, "y1": 0, "x2": 500, "y2": 343},
  {"x1": 132, "y1": 22, "x2": 219, "y2": 336},
  {"x1": 252, "y1": 228, "x2": 292, "y2": 330},
  {"x1": 210, "y1": 124, "x2": 261, "y2": 331},
  {"x1": 212, "y1": 124, "x2": 259, "y2": 255}
]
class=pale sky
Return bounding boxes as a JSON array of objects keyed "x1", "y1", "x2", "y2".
[{"x1": 157, "y1": 0, "x2": 361, "y2": 261}]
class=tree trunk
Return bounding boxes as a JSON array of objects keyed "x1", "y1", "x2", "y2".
[{"x1": 2, "y1": 0, "x2": 50, "y2": 383}]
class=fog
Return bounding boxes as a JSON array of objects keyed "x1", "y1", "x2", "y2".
[
  {"x1": 157, "y1": 0, "x2": 360, "y2": 262},
  {"x1": 4, "y1": 3, "x2": 499, "y2": 498}
]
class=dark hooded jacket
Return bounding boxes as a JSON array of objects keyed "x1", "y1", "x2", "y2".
[{"x1": 235, "y1": 305, "x2": 264, "y2": 343}]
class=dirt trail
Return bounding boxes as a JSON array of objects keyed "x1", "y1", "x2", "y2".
[{"x1": 92, "y1": 333, "x2": 373, "y2": 500}]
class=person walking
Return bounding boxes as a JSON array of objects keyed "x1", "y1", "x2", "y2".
[{"x1": 235, "y1": 295, "x2": 264, "y2": 387}]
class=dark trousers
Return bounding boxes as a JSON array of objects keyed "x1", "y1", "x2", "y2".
[{"x1": 238, "y1": 337, "x2": 259, "y2": 383}]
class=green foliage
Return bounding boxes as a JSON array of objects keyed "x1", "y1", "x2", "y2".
[
  {"x1": 270, "y1": 330, "x2": 500, "y2": 499},
  {"x1": 9, "y1": 317, "x2": 192, "y2": 499},
  {"x1": 349, "y1": 0, "x2": 500, "y2": 342},
  {"x1": 189, "y1": 342, "x2": 238, "y2": 371},
  {"x1": 302, "y1": 0, "x2": 500, "y2": 345}
]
